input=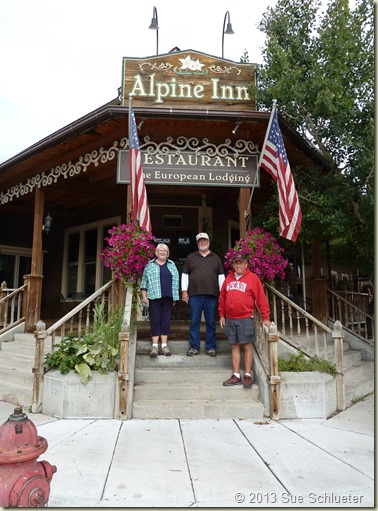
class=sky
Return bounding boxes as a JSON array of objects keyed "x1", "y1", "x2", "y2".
[{"x1": 0, "y1": 0, "x2": 278, "y2": 164}]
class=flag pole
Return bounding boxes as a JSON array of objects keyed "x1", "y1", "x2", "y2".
[
  {"x1": 245, "y1": 99, "x2": 277, "y2": 232},
  {"x1": 128, "y1": 95, "x2": 133, "y2": 223}
]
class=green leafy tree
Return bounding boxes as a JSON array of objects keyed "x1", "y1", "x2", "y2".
[{"x1": 254, "y1": 0, "x2": 374, "y2": 278}]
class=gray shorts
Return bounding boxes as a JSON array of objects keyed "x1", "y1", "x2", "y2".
[{"x1": 224, "y1": 317, "x2": 255, "y2": 345}]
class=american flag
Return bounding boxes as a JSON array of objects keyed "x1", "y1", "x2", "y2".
[
  {"x1": 128, "y1": 99, "x2": 152, "y2": 232},
  {"x1": 259, "y1": 106, "x2": 302, "y2": 242}
]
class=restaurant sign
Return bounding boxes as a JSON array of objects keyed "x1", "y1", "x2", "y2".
[
  {"x1": 117, "y1": 137, "x2": 260, "y2": 188},
  {"x1": 121, "y1": 50, "x2": 256, "y2": 110}
]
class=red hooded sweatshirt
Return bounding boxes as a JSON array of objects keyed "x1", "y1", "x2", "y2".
[{"x1": 218, "y1": 268, "x2": 270, "y2": 321}]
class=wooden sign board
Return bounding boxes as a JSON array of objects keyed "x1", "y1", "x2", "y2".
[{"x1": 122, "y1": 49, "x2": 256, "y2": 110}]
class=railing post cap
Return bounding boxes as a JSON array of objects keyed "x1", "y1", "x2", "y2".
[
  {"x1": 36, "y1": 319, "x2": 46, "y2": 332},
  {"x1": 269, "y1": 321, "x2": 277, "y2": 333}
]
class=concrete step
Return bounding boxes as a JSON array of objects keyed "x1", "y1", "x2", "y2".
[
  {"x1": 135, "y1": 367, "x2": 236, "y2": 384},
  {"x1": 135, "y1": 353, "x2": 234, "y2": 369},
  {"x1": 134, "y1": 381, "x2": 259, "y2": 401},
  {"x1": 136, "y1": 338, "x2": 231, "y2": 354},
  {"x1": 344, "y1": 360, "x2": 374, "y2": 407},
  {"x1": 0, "y1": 339, "x2": 52, "y2": 355},
  {"x1": 132, "y1": 398, "x2": 264, "y2": 420},
  {"x1": 344, "y1": 360, "x2": 375, "y2": 383},
  {"x1": 0, "y1": 351, "x2": 34, "y2": 367},
  {"x1": 0, "y1": 365, "x2": 34, "y2": 387},
  {"x1": 0, "y1": 380, "x2": 33, "y2": 407},
  {"x1": 342, "y1": 349, "x2": 362, "y2": 369}
]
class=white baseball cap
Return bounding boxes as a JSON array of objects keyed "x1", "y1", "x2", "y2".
[{"x1": 196, "y1": 232, "x2": 210, "y2": 241}]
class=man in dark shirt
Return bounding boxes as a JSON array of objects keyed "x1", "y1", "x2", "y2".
[{"x1": 181, "y1": 232, "x2": 225, "y2": 356}]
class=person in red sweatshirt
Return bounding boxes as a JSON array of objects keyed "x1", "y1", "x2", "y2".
[{"x1": 218, "y1": 253, "x2": 271, "y2": 388}]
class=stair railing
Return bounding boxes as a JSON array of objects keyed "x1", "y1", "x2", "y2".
[
  {"x1": 328, "y1": 288, "x2": 374, "y2": 343},
  {"x1": 264, "y1": 283, "x2": 333, "y2": 360},
  {"x1": 254, "y1": 284, "x2": 347, "y2": 418},
  {"x1": 45, "y1": 277, "x2": 119, "y2": 346},
  {"x1": 0, "y1": 281, "x2": 27, "y2": 333},
  {"x1": 31, "y1": 277, "x2": 124, "y2": 413}
]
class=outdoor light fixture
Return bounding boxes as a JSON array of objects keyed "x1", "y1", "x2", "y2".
[
  {"x1": 232, "y1": 122, "x2": 242, "y2": 134},
  {"x1": 149, "y1": 6, "x2": 159, "y2": 55},
  {"x1": 42, "y1": 213, "x2": 53, "y2": 234},
  {"x1": 222, "y1": 11, "x2": 234, "y2": 59}
]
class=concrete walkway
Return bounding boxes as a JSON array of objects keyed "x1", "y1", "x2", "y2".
[{"x1": 0, "y1": 394, "x2": 374, "y2": 508}]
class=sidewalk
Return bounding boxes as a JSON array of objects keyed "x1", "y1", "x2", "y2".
[{"x1": 0, "y1": 394, "x2": 374, "y2": 508}]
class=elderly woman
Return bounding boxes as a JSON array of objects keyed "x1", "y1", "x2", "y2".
[{"x1": 141, "y1": 243, "x2": 179, "y2": 357}]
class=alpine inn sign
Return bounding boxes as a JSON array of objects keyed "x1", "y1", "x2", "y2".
[
  {"x1": 121, "y1": 50, "x2": 256, "y2": 109},
  {"x1": 119, "y1": 50, "x2": 259, "y2": 188}
]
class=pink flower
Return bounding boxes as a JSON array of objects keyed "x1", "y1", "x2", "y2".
[
  {"x1": 99, "y1": 222, "x2": 156, "y2": 284},
  {"x1": 224, "y1": 227, "x2": 288, "y2": 283}
]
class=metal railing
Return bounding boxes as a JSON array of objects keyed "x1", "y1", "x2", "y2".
[{"x1": 0, "y1": 281, "x2": 26, "y2": 333}]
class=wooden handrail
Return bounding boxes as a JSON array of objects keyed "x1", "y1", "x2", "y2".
[
  {"x1": 45, "y1": 277, "x2": 117, "y2": 336},
  {"x1": 264, "y1": 282, "x2": 332, "y2": 334},
  {"x1": 0, "y1": 284, "x2": 27, "y2": 303}
]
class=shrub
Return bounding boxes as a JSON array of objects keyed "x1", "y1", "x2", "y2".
[
  {"x1": 44, "y1": 302, "x2": 124, "y2": 383},
  {"x1": 278, "y1": 351, "x2": 337, "y2": 377}
]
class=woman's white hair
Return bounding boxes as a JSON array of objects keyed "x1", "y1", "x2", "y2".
[{"x1": 155, "y1": 243, "x2": 170, "y2": 257}]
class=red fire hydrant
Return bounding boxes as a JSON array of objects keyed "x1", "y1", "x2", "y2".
[{"x1": 0, "y1": 406, "x2": 57, "y2": 507}]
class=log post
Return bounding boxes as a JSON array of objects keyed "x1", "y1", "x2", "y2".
[
  {"x1": 332, "y1": 320, "x2": 345, "y2": 411},
  {"x1": 32, "y1": 320, "x2": 46, "y2": 413},
  {"x1": 268, "y1": 322, "x2": 281, "y2": 420},
  {"x1": 118, "y1": 282, "x2": 133, "y2": 419}
]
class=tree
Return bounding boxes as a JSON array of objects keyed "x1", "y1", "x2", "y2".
[{"x1": 254, "y1": 0, "x2": 374, "y2": 279}]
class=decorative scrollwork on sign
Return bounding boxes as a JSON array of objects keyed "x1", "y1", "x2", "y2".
[
  {"x1": 208, "y1": 64, "x2": 242, "y2": 75},
  {"x1": 0, "y1": 140, "x2": 121, "y2": 205},
  {"x1": 139, "y1": 62, "x2": 174, "y2": 71},
  {"x1": 131, "y1": 136, "x2": 259, "y2": 158}
]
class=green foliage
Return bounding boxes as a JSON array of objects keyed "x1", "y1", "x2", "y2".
[
  {"x1": 255, "y1": 0, "x2": 374, "y2": 278},
  {"x1": 44, "y1": 302, "x2": 124, "y2": 384},
  {"x1": 278, "y1": 351, "x2": 337, "y2": 376}
]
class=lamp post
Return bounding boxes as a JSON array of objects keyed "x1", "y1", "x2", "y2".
[
  {"x1": 149, "y1": 6, "x2": 159, "y2": 55},
  {"x1": 222, "y1": 11, "x2": 234, "y2": 59}
]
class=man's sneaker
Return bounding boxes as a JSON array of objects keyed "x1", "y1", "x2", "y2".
[
  {"x1": 206, "y1": 349, "x2": 216, "y2": 357},
  {"x1": 186, "y1": 347, "x2": 199, "y2": 356},
  {"x1": 223, "y1": 374, "x2": 242, "y2": 386},
  {"x1": 161, "y1": 346, "x2": 171, "y2": 356},
  {"x1": 150, "y1": 346, "x2": 158, "y2": 358},
  {"x1": 243, "y1": 374, "x2": 253, "y2": 388}
]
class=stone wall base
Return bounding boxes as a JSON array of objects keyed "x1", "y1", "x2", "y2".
[
  {"x1": 42, "y1": 369, "x2": 119, "y2": 419},
  {"x1": 279, "y1": 371, "x2": 336, "y2": 419}
]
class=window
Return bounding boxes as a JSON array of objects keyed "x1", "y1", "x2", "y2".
[
  {"x1": 63, "y1": 217, "x2": 120, "y2": 299},
  {"x1": 0, "y1": 247, "x2": 32, "y2": 289}
]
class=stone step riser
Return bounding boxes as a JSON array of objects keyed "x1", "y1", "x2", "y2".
[
  {"x1": 0, "y1": 353, "x2": 34, "y2": 367},
  {"x1": 0, "y1": 382, "x2": 33, "y2": 407},
  {"x1": 135, "y1": 369, "x2": 237, "y2": 384},
  {"x1": 134, "y1": 383, "x2": 259, "y2": 401},
  {"x1": 0, "y1": 343, "x2": 51, "y2": 356},
  {"x1": 136, "y1": 354, "x2": 234, "y2": 369},
  {"x1": 344, "y1": 362, "x2": 374, "y2": 382},
  {"x1": 132, "y1": 400, "x2": 264, "y2": 420},
  {"x1": 0, "y1": 367, "x2": 34, "y2": 388}
]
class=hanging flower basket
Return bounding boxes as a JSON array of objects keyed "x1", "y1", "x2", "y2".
[
  {"x1": 224, "y1": 227, "x2": 288, "y2": 283},
  {"x1": 99, "y1": 222, "x2": 156, "y2": 285}
]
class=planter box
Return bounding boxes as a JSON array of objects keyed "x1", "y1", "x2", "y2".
[
  {"x1": 42, "y1": 369, "x2": 119, "y2": 419},
  {"x1": 279, "y1": 371, "x2": 336, "y2": 419}
]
